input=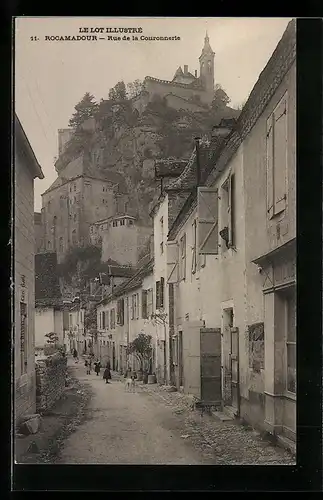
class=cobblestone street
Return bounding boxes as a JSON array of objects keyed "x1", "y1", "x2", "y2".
[{"x1": 57, "y1": 359, "x2": 295, "y2": 465}]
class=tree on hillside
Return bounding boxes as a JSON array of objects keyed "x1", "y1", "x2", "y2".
[
  {"x1": 126, "y1": 79, "x2": 144, "y2": 99},
  {"x1": 69, "y1": 92, "x2": 99, "y2": 129},
  {"x1": 108, "y1": 81, "x2": 127, "y2": 101},
  {"x1": 211, "y1": 84, "x2": 231, "y2": 111}
]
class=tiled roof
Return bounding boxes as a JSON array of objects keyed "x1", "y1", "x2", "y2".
[
  {"x1": 100, "y1": 256, "x2": 154, "y2": 305},
  {"x1": 35, "y1": 297, "x2": 64, "y2": 308}
]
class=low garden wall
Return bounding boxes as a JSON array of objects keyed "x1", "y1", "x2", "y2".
[{"x1": 35, "y1": 351, "x2": 67, "y2": 413}]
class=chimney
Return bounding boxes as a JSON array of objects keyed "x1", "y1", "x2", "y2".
[
  {"x1": 195, "y1": 70, "x2": 197, "y2": 78},
  {"x1": 184, "y1": 65, "x2": 188, "y2": 75}
]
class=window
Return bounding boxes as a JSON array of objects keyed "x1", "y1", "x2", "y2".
[
  {"x1": 73, "y1": 183, "x2": 76, "y2": 191},
  {"x1": 128, "y1": 219, "x2": 134, "y2": 226},
  {"x1": 20, "y1": 302, "x2": 27, "y2": 374},
  {"x1": 102, "y1": 311, "x2": 106, "y2": 329},
  {"x1": 179, "y1": 234, "x2": 186, "y2": 281},
  {"x1": 147, "y1": 288, "x2": 153, "y2": 317},
  {"x1": 156, "y1": 278, "x2": 164, "y2": 309},
  {"x1": 142, "y1": 290, "x2": 148, "y2": 319},
  {"x1": 72, "y1": 230, "x2": 77, "y2": 245},
  {"x1": 286, "y1": 287, "x2": 296, "y2": 393},
  {"x1": 47, "y1": 200, "x2": 51, "y2": 214},
  {"x1": 69, "y1": 185, "x2": 72, "y2": 193},
  {"x1": 110, "y1": 309, "x2": 116, "y2": 329},
  {"x1": 131, "y1": 294, "x2": 137, "y2": 320},
  {"x1": 59, "y1": 237, "x2": 64, "y2": 252},
  {"x1": 103, "y1": 186, "x2": 105, "y2": 192},
  {"x1": 266, "y1": 93, "x2": 287, "y2": 218},
  {"x1": 117, "y1": 298, "x2": 124, "y2": 326},
  {"x1": 113, "y1": 221, "x2": 118, "y2": 227},
  {"x1": 47, "y1": 240, "x2": 51, "y2": 250},
  {"x1": 192, "y1": 220, "x2": 197, "y2": 274},
  {"x1": 219, "y1": 175, "x2": 235, "y2": 250},
  {"x1": 120, "y1": 219, "x2": 125, "y2": 226}
]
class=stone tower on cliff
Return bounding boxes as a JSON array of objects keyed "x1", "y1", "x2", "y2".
[{"x1": 199, "y1": 32, "x2": 215, "y2": 95}]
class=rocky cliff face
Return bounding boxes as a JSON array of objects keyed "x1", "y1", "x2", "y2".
[{"x1": 55, "y1": 98, "x2": 239, "y2": 227}]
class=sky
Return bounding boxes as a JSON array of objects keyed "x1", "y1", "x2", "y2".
[{"x1": 14, "y1": 17, "x2": 292, "y2": 210}]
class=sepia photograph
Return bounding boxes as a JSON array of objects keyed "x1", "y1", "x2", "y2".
[{"x1": 13, "y1": 16, "x2": 296, "y2": 467}]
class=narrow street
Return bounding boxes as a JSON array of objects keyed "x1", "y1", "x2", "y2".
[{"x1": 57, "y1": 358, "x2": 294, "y2": 465}]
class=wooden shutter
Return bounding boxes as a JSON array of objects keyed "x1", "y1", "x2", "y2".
[
  {"x1": 120, "y1": 298, "x2": 124, "y2": 326},
  {"x1": 142, "y1": 290, "x2": 148, "y2": 319},
  {"x1": 273, "y1": 96, "x2": 287, "y2": 215},
  {"x1": 116, "y1": 300, "x2": 120, "y2": 324},
  {"x1": 228, "y1": 174, "x2": 235, "y2": 247},
  {"x1": 156, "y1": 281, "x2": 160, "y2": 309},
  {"x1": 197, "y1": 187, "x2": 219, "y2": 255},
  {"x1": 191, "y1": 220, "x2": 197, "y2": 273},
  {"x1": 167, "y1": 241, "x2": 179, "y2": 284},
  {"x1": 266, "y1": 115, "x2": 274, "y2": 218},
  {"x1": 102, "y1": 311, "x2": 105, "y2": 329},
  {"x1": 160, "y1": 277, "x2": 164, "y2": 308}
]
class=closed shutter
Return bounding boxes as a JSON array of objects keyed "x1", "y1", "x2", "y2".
[
  {"x1": 102, "y1": 311, "x2": 105, "y2": 329},
  {"x1": 116, "y1": 300, "x2": 120, "y2": 324},
  {"x1": 229, "y1": 174, "x2": 235, "y2": 247},
  {"x1": 197, "y1": 187, "x2": 219, "y2": 254},
  {"x1": 167, "y1": 241, "x2": 179, "y2": 284},
  {"x1": 160, "y1": 277, "x2": 164, "y2": 308},
  {"x1": 156, "y1": 281, "x2": 160, "y2": 309},
  {"x1": 142, "y1": 290, "x2": 148, "y2": 319},
  {"x1": 273, "y1": 96, "x2": 287, "y2": 215},
  {"x1": 120, "y1": 298, "x2": 124, "y2": 326},
  {"x1": 266, "y1": 115, "x2": 274, "y2": 218}
]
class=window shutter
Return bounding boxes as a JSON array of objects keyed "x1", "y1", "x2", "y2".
[
  {"x1": 191, "y1": 220, "x2": 197, "y2": 273},
  {"x1": 167, "y1": 241, "x2": 179, "y2": 284},
  {"x1": 197, "y1": 187, "x2": 219, "y2": 254},
  {"x1": 116, "y1": 300, "x2": 120, "y2": 324},
  {"x1": 160, "y1": 277, "x2": 164, "y2": 308},
  {"x1": 229, "y1": 174, "x2": 235, "y2": 247},
  {"x1": 102, "y1": 311, "x2": 105, "y2": 329},
  {"x1": 142, "y1": 290, "x2": 148, "y2": 319},
  {"x1": 156, "y1": 281, "x2": 160, "y2": 309},
  {"x1": 273, "y1": 96, "x2": 287, "y2": 215},
  {"x1": 120, "y1": 298, "x2": 124, "y2": 326},
  {"x1": 266, "y1": 116, "x2": 274, "y2": 218}
]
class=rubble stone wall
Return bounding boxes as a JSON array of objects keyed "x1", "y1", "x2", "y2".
[{"x1": 35, "y1": 352, "x2": 67, "y2": 412}]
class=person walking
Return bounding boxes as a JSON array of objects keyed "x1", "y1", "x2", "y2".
[
  {"x1": 94, "y1": 359, "x2": 101, "y2": 376},
  {"x1": 103, "y1": 362, "x2": 111, "y2": 384},
  {"x1": 73, "y1": 348, "x2": 78, "y2": 363}
]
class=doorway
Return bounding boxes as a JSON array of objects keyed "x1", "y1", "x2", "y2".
[
  {"x1": 112, "y1": 343, "x2": 116, "y2": 371},
  {"x1": 178, "y1": 331, "x2": 183, "y2": 387},
  {"x1": 222, "y1": 307, "x2": 239, "y2": 414}
]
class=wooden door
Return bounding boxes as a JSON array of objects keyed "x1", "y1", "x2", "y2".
[
  {"x1": 200, "y1": 328, "x2": 221, "y2": 405},
  {"x1": 230, "y1": 327, "x2": 239, "y2": 411},
  {"x1": 178, "y1": 331, "x2": 183, "y2": 387}
]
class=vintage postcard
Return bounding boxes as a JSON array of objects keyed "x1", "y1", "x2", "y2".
[{"x1": 13, "y1": 16, "x2": 296, "y2": 469}]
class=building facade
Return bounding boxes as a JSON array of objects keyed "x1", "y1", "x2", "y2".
[
  {"x1": 164, "y1": 20, "x2": 296, "y2": 447},
  {"x1": 90, "y1": 213, "x2": 152, "y2": 266},
  {"x1": 40, "y1": 151, "x2": 128, "y2": 263},
  {"x1": 35, "y1": 298, "x2": 64, "y2": 350},
  {"x1": 132, "y1": 33, "x2": 215, "y2": 115},
  {"x1": 96, "y1": 257, "x2": 155, "y2": 374},
  {"x1": 14, "y1": 115, "x2": 44, "y2": 423}
]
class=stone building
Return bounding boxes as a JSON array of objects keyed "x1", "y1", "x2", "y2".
[
  {"x1": 40, "y1": 152, "x2": 128, "y2": 262},
  {"x1": 132, "y1": 33, "x2": 216, "y2": 114},
  {"x1": 162, "y1": 20, "x2": 296, "y2": 451},
  {"x1": 14, "y1": 115, "x2": 44, "y2": 424},
  {"x1": 35, "y1": 252, "x2": 64, "y2": 351},
  {"x1": 96, "y1": 255, "x2": 155, "y2": 374}
]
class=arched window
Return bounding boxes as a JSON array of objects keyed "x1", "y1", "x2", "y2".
[{"x1": 47, "y1": 240, "x2": 51, "y2": 250}]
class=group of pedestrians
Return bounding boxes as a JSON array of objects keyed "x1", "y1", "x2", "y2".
[{"x1": 84, "y1": 357, "x2": 112, "y2": 384}]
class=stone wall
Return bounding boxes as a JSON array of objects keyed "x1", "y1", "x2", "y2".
[{"x1": 35, "y1": 352, "x2": 67, "y2": 413}]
